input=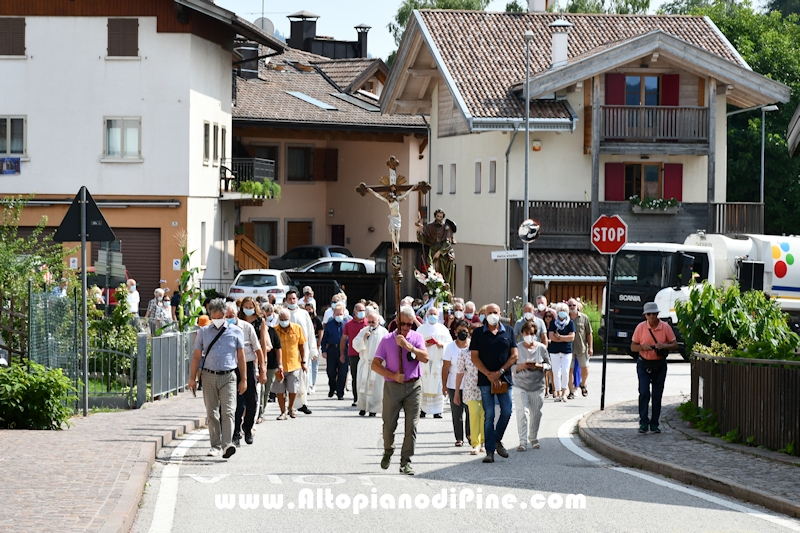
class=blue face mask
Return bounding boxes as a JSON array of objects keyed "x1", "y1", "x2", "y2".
[
  {"x1": 243, "y1": 308, "x2": 255, "y2": 316},
  {"x1": 356, "y1": 311, "x2": 365, "y2": 320},
  {"x1": 426, "y1": 314, "x2": 438, "y2": 325},
  {"x1": 287, "y1": 303, "x2": 298, "y2": 310},
  {"x1": 226, "y1": 317, "x2": 236, "y2": 324},
  {"x1": 479, "y1": 314, "x2": 485, "y2": 322},
  {"x1": 279, "y1": 320, "x2": 290, "y2": 328},
  {"x1": 558, "y1": 311, "x2": 568, "y2": 320},
  {"x1": 334, "y1": 315, "x2": 344, "y2": 323},
  {"x1": 465, "y1": 313, "x2": 474, "y2": 320}
]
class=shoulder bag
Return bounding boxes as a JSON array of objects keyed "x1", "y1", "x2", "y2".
[
  {"x1": 648, "y1": 328, "x2": 670, "y2": 359},
  {"x1": 199, "y1": 326, "x2": 227, "y2": 373}
]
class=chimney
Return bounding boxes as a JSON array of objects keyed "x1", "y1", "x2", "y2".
[
  {"x1": 287, "y1": 10, "x2": 319, "y2": 52},
  {"x1": 528, "y1": 0, "x2": 548, "y2": 12},
  {"x1": 355, "y1": 23, "x2": 371, "y2": 58},
  {"x1": 234, "y1": 42, "x2": 259, "y2": 80},
  {"x1": 549, "y1": 19, "x2": 573, "y2": 68}
]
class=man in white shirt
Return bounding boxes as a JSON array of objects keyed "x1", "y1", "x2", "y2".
[{"x1": 126, "y1": 278, "x2": 140, "y2": 317}]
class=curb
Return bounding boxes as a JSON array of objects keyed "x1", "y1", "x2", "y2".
[
  {"x1": 578, "y1": 407, "x2": 800, "y2": 519},
  {"x1": 98, "y1": 414, "x2": 207, "y2": 533}
]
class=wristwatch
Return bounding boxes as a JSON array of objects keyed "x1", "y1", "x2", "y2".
[{"x1": 499, "y1": 368, "x2": 505, "y2": 375}]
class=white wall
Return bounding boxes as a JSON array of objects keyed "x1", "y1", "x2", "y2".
[
  {"x1": 0, "y1": 17, "x2": 230, "y2": 198},
  {"x1": 186, "y1": 196, "x2": 234, "y2": 281}
]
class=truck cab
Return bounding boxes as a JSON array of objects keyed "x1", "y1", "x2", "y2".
[{"x1": 600, "y1": 242, "x2": 712, "y2": 360}]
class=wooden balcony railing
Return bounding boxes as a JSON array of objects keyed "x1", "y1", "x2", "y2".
[
  {"x1": 713, "y1": 202, "x2": 763, "y2": 234},
  {"x1": 220, "y1": 158, "x2": 275, "y2": 193},
  {"x1": 600, "y1": 106, "x2": 709, "y2": 142},
  {"x1": 234, "y1": 234, "x2": 270, "y2": 271}
]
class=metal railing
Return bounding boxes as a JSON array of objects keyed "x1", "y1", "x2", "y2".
[
  {"x1": 220, "y1": 158, "x2": 275, "y2": 192},
  {"x1": 692, "y1": 353, "x2": 800, "y2": 452},
  {"x1": 600, "y1": 106, "x2": 709, "y2": 142},
  {"x1": 713, "y1": 202, "x2": 764, "y2": 234},
  {"x1": 199, "y1": 278, "x2": 231, "y2": 299},
  {"x1": 150, "y1": 330, "x2": 195, "y2": 401}
]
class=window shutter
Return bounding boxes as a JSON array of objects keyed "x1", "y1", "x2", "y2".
[
  {"x1": 604, "y1": 162, "x2": 625, "y2": 201},
  {"x1": 108, "y1": 19, "x2": 123, "y2": 56},
  {"x1": 324, "y1": 148, "x2": 338, "y2": 182},
  {"x1": 10, "y1": 18, "x2": 24, "y2": 56},
  {"x1": 123, "y1": 19, "x2": 138, "y2": 57},
  {"x1": 605, "y1": 73, "x2": 625, "y2": 105},
  {"x1": 313, "y1": 148, "x2": 325, "y2": 181},
  {"x1": 663, "y1": 163, "x2": 683, "y2": 201},
  {"x1": 662, "y1": 74, "x2": 679, "y2": 106},
  {"x1": 0, "y1": 19, "x2": 9, "y2": 55}
]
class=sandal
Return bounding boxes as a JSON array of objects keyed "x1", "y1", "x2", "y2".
[
  {"x1": 256, "y1": 417, "x2": 264, "y2": 424},
  {"x1": 544, "y1": 391, "x2": 549, "y2": 398},
  {"x1": 581, "y1": 385, "x2": 588, "y2": 397},
  {"x1": 567, "y1": 392, "x2": 575, "y2": 400},
  {"x1": 455, "y1": 441, "x2": 463, "y2": 447},
  {"x1": 517, "y1": 445, "x2": 527, "y2": 452},
  {"x1": 530, "y1": 440, "x2": 540, "y2": 449}
]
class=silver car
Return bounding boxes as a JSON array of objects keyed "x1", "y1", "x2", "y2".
[
  {"x1": 288, "y1": 257, "x2": 376, "y2": 274},
  {"x1": 228, "y1": 269, "x2": 297, "y2": 304}
]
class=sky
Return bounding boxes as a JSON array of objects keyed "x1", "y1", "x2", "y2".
[{"x1": 217, "y1": 0, "x2": 671, "y2": 63}]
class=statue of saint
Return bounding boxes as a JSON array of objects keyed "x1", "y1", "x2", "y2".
[{"x1": 416, "y1": 209, "x2": 456, "y2": 289}]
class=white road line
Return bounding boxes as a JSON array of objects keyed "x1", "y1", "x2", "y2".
[
  {"x1": 558, "y1": 414, "x2": 800, "y2": 531},
  {"x1": 267, "y1": 474, "x2": 283, "y2": 484},
  {"x1": 147, "y1": 429, "x2": 207, "y2": 533}
]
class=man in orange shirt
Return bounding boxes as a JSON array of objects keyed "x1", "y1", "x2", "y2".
[{"x1": 630, "y1": 302, "x2": 677, "y2": 434}]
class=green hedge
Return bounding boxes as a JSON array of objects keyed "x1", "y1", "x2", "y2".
[{"x1": 0, "y1": 361, "x2": 75, "y2": 429}]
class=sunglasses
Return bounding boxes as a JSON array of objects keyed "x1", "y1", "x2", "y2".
[
  {"x1": 399, "y1": 321, "x2": 414, "y2": 328},
  {"x1": 645, "y1": 313, "x2": 657, "y2": 316}
]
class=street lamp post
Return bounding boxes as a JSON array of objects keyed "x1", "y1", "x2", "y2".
[
  {"x1": 523, "y1": 30, "x2": 534, "y2": 305},
  {"x1": 761, "y1": 105, "x2": 779, "y2": 205}
]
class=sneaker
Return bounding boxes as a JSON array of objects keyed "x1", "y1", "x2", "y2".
[
  {"x1": 351, "y1": 402, "x2": 357, "y2": 407},
  {"x1": 638, "y1": 424, "x2": 649, "y2": 434},
  {"x1": 482, "y1": 453, "x2": 495, "y2": 463},
  {"x1": 470, "y1": 447, "x2": 479, "y2": 455},
  {"x1": 328, "y1": 391, "x2": 335, "y2": 398},
  {"x1": 359, "y1": 410, "x2": 366, "y2": 416},
  {"x1": 245, "y1": 433, "x2": 254, "y2": 445},
  {"x1": 298, "y1": 405, "x2": 312, "y2": 415},
  {"x1": 420, "y1": 411, "x2": 426, "y2": 418},
  {"x1": 223, "y1": 445, "x2": 236, "y2": 459},
  {"x1": 232, "y1": 436, "x2": 241, "y2": 447},
  {"x1": 433, "y1": 414, "x2": 443, "y2": 419},
  {"x1": 399, "y1": 463, "x2": 415, "y2": 475},
  {"x1": 381, "y1": 452, "x2": 392, "y2": 470},
  {"x1": 650, "y1": 425, "x2": 661, "y2": 434},
  {"x1": 207, "y1": 448, "x2": 221, "y2": 457},
  {"x1": 308, "y1": 386, "x2": 315, "y2": 394},
  {"x1": 368, "y1": 412, "x2": 377, "y2": 417},
  {"x1": 495, "y1": 442, "x2": 509, "y2": 458}
]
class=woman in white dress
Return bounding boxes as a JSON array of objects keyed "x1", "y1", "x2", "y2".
[{"x1": 417, "y1": 306, "x2": 451, "y2": 418}]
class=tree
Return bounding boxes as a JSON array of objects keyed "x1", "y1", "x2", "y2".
[
  {"x1": 765, "y1": 0, "x2": 800, "y2": 18},
  {"x1": 565, "y1": 0, "x2": 606, "y2": 12},
  {"x1": 564, "y1": 0, "x2": 649, "y2": 13},
  {"x1": 658, "y1": 0, "x2": 710, "y2": 14},
  {"x1": 506, "y1": 0, "x2": 526, "y2": 11}
]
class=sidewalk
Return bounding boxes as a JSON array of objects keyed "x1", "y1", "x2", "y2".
[
  {"x1": 579, "y1": 395, "x2": 800, "y2": 518},
  {"x1": 0, "y1": 392, "x2": 207, "y2": 533}
]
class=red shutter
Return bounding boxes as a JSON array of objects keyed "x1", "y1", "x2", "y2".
[
  {"x1": 663, "y1": 163, "x2": 682, "y2": 201},
  {"x1": 313, "y1": 148, "x2": 325, "y2": 181},
  {"x1": 662, "y1": 74, "x2": 679, "y2": 106},
  {"x1": 605, "y1": 162, "x2": 625, "y2": 201},
  {"x1": 324, "y1": 148, "x2": 338, "y2": 182},
  {"x1": 605, "y1": 73, "x2": 625, "y2": 105}
]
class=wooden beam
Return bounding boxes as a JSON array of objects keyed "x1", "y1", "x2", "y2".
[
  {"x1": 417, "y1": 75, "x2": 432, "y2": 100},
  {"x1": 236, "y1": 126, "x2": 407, "y2": 143},
  {"x1": 599, "y1": 142, "x2": 710, "y2": 155},
  {"x1": 408, "y1": 68, "x2": 438, "y2": 76},
  {"x1": 394, "y1": 99, "x2": 432, "y2": 108},
  {"x1": 591, "y1": 75, "x2": 601, "y2": 223},
  {"x1": 707, "y1": 78, "x2": 717, "y2": 229}
]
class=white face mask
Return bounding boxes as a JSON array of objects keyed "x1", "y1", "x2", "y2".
[
  {"x1": 279, "y1": 320, "x2": 290, "y2": 328},
  {"x1": 486, "y1": 313, "x2": 500, "y2": 326},
  {"x1": 243, "y1": 307, "x2": 255, "y2": 316},
  {"x1": 211, "y1": 318, "x2": 225, "y2": 329},
  {"x1": 287, "y1": 303, "x2": 298, "y2": 310},
  {"x1": 454, "y1": 310, "x2": 464, "y2": 319},
  {"x1": 537, "y1": 304, "x2": 546, "y2": 312},
  {"x1": 523, "y1": 312, "x2": 534, "y2": 320},
  {"x1": 523, "y1": 335, "x2": 536, "y2": 345},
  {"x1": 427, "y1": 314, "x2": 438, "y2": 324}
]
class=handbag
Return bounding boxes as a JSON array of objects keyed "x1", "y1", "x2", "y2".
[
  {"x1": 648, "y1": 329, "x2": 669, "y2": 359},
  {"x1": 491, "y1": 373, "x2": 509, "y2": 394}
]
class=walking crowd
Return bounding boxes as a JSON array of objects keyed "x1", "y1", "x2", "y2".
[{"x1": 186, "y1": 289, "x2": 597, "y2": 471}]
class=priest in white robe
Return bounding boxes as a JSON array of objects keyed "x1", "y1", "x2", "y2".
[
  {"x1": 417, "y1": 306, "x2": 451, "y2": 417},
  {"x1": 351, "y1": 311, "x2": 388, "y2": 416}
]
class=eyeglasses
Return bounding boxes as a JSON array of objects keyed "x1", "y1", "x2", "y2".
[
  {"x1": 399, "y1": 321, "x2": 414, "y2": 328},
  {"x1": 645, "y1": 313, "x2": 657, "y2": 316}
]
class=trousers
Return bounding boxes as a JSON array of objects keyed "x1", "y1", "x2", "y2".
[
  {"x1": 637, "y1": 358, "x2": 668, "y2": 427},
  {"x1": 201, "y1": 370, "x2": 237, "y2": 450},
  {"x1": 234, "y1": 361, "x2": 256, "y2": 438},
  {"x1": 479, "y1": 385, "x2": 513, "y2": 454},
  {"x1": 515, "y1": 387, "x2": 544, "y2": 446},
  {"x1": 382, "y1": 379, "x2": 422, "y2": 466},
  {"x1": 447, "y1": 388, "x2": 470, "y2": 443}
]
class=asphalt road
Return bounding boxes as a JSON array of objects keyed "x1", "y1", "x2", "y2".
[{"x1": 132, "y1": 354, "x2": 800, "y2": 533}]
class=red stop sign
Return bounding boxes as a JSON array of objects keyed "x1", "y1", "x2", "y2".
[{"x1": 591, "y1": 215, "x2": 627, "y2": 254}]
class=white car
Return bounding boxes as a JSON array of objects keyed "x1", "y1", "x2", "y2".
[
  {"x1": 288, "y1": 257, "x2": 376, "y2": 274},
  {"x1": 228, "y1": 269, "x2": 297, "y2": 303}
]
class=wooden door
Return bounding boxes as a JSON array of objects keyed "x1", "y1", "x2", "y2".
[
  {"x1": 331, "y1": 225, "x2": 345, "y2": 246},
  {"x1": 286, "y1": 221, "x2": 312, "y2": 251}
]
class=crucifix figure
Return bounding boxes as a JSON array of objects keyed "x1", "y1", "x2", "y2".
[{"x1": 356, "y1": 156, "x2": 431, "y2": 255}]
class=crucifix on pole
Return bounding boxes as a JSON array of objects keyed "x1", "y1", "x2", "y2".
[{"x1": 356, "y1": 156, "x2": 431, "y2": 372}]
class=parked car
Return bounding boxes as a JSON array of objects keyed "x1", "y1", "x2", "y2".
[
  {"x1": 269, "y1": 245, "x2": 353, "y2": 270},
  {"x1": 288, "y1": 257, "x2": 376, "y2": 274},
  {"x1": 228, "y1": 269, "x2": 297, "y2": 304}
]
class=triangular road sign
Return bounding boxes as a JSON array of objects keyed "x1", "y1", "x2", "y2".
[{"x1": 54, "y1": 187, "x2": 116, "y2": 243}]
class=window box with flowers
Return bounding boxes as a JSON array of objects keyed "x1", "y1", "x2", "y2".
[{"x1": 629, "y1": 196, "x2": 680, "y2": 214}]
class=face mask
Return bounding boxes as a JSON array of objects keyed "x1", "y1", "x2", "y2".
[
  {"x1": 465, "y1": 312, "x2": 474, "y2": 320},
  {"x1": 523, "y1": 312, "x2": 534, "y2": 320},
  {"x1": 279, "y1": 320, "x2": 290, "y2": 328},
  {"x1": 426, "y1": 314, "x2": 438, "y2": 325},
  {"x1": 558, "y1": 311, "x2": 568, "y2": 320},
  {"x1": 479, "y1": 314, "x2": 485, "y2": 323},
  {"x1": 334, "y1": 315, "x2": 344, "y2": 323},
  {"x1": 456, "y1": 330, "x2": 468, "y2": 341},
  {"x1": 486, "y1": 313, "x2": 500, "y2": 326},
  {"x1": 524, "y1": 335, "x2": 536, "y2": 344},
  {"x1": 129, "y1": 285, "x2": 136, "y2": 293},
  {"x1": 157, "y1": 296, "x2": 163, "y2": 302},
  {"x1": 287, "y1": 303, "x2": 297, "y2": 310},
  {"x1": 211, "y1": 318, "x2": 225, "y2": 328},
  {"x1": 454, "y1": 310, "x2": 464, "y2": 319},
  {"x1": 356, "y1": 311, "x2": 365, "y2": 320},
  {"x1": 537, "y1": 303, "x2": 546, "y2": 312},
  {"x1": 226, "y1": 317, "x2": 236, "y2": 324},
  {"x1": 243, "y1": 308, "x2": 255, "y2": 316}
]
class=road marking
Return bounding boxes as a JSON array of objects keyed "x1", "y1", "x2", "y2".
[
  {"x1": 358, "y1": 476, "x2": 375, "y2": 486},
  {"x1": 559, "y1": 414, "x2": 800, "y2": 531},
  {"x1": 267, "y1": 475, "x2": 282, "y2": 484},
  {"x1": 186, "y1": 474, "x2": 229, "y2": 484},
  {"x1": 147, "y1": 430, "x2": 206, "y2": 533}
]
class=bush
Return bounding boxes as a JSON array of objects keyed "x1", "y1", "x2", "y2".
[
  {"x1": 580, "y1": 300, "x2": 604, "y2": 351},
  {"x1": 0, "y1": 360, "x2": 75, "y2": 429}
]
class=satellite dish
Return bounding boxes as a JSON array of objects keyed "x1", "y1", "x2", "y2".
[{"x1": 254, "y1": 17, "x2": 275, "y2": 36}]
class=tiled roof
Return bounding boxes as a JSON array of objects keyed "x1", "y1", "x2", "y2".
[
  {"x1": 417, "y1": 11, "x2": 745, "y2": 119},
  {"x1": 313, "y1": 58, "x2": 378, "y2": 92},
  {"x1": 233, "y1": 47, "x2": 425, "y2": 129},
  {"x1": 528, "y1": 249, "x2": 607, "y2": 278}
]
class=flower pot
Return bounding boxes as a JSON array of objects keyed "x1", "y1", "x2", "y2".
[{"x1": 631, "y1": 205, "x2": 679, "y2": 215}]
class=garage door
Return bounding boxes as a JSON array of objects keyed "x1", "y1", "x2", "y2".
[{"x1": 91, "y1": 228, "x2": 161, "y2": 316}]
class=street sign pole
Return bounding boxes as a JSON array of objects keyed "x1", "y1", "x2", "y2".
[
  {"x1": 601, "y1": 253, "x2": 612, "y2": 411},
  {"x1": 80, "y1": 186, "x2": 88, "y2": 417}
]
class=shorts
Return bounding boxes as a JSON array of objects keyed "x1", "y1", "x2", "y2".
[
  {"x1": 270, "y1": 369, "x2": 300, "y2": 394},
  {"x1": 573, "y1": 352, "x2": 590, "y2": 369}
]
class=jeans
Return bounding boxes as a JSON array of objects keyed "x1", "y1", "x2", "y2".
[
  {"x1": 447, "y1": 388, "x2": 470, "y2": 443},
  {"x1": 479, "y1": 385, "x2": 513, "y2": 454},
  {"x1": 637, "y1": 358, "x2": 668, "y2": 427}
]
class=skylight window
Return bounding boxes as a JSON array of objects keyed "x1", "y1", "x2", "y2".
[
  {"x1": 330, "y1": 93, "x2": 380, "y2": 112},
  {"x1": 286, "y1": 91, "x2": 337, "y2": 111},
  {"x1": 357, "y1": 89, "x2": 379, "y2": 101}
]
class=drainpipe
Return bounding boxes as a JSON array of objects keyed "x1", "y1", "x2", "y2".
[{"x1": 504, "y1": 124, "x2": 520, "y2": 310}]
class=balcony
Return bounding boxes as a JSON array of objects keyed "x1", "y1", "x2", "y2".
[
  {"x1": 219, "y1": 158, "x2": 275, "y2": 194},
  {"x1": 598, "y1": 106, "x2": 709, "y2": 155},
  {"x1": 509, "y1": 200, "x2": 764, "y2": 249}
]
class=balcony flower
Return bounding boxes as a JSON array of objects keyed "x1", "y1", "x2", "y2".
[{"x1": 629, "y1": 195, "x2": 679, "y2": 211}]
